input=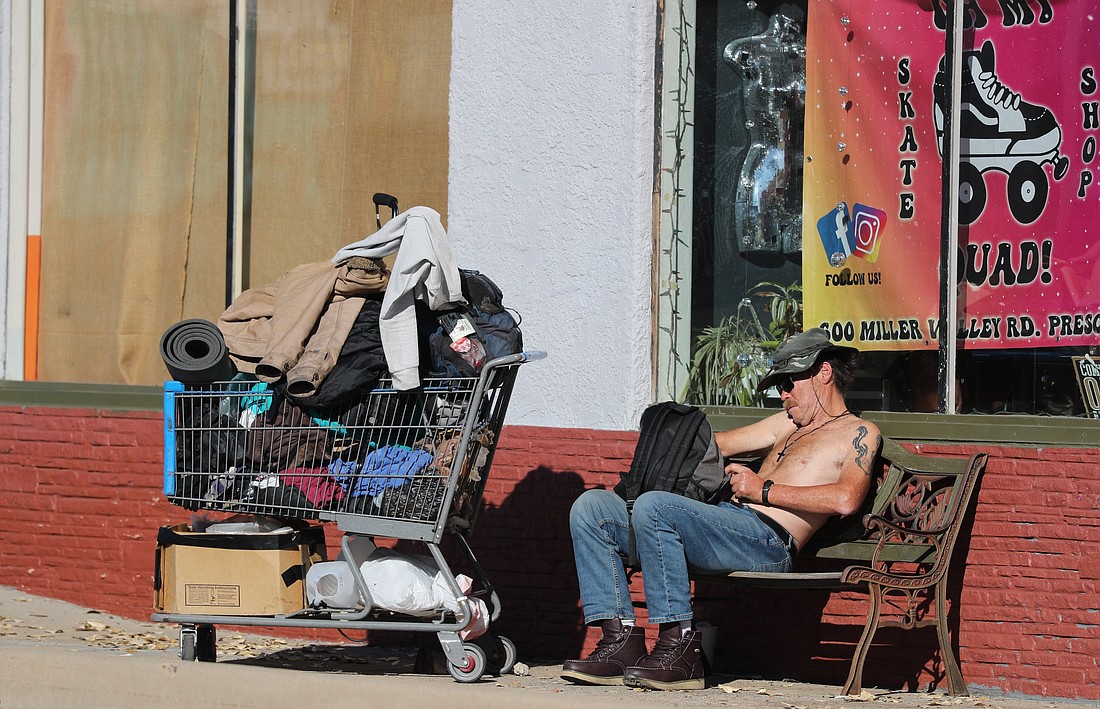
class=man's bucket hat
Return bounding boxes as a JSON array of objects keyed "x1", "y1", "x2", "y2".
[{"x1": 757, "y1": 327, "x2": 859, "y2": 393}]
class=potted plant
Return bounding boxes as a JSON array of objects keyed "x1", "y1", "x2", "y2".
[{"x1": 683, "y1": 281, "x2": 803, "y2": 407}]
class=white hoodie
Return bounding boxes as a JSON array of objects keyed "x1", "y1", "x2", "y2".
[{"x1": 332, "y1": 206, "x2": 466, "y2": 389}]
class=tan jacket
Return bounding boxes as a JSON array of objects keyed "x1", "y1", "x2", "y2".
[{"x1": 217, "y1": 258, "x2": 388, "y2": 397}]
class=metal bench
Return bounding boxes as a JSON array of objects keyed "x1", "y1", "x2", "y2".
[{"x1": 698, "y1": 438, "x2": 987, "y2": 696}]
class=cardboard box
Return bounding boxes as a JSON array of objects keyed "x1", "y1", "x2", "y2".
[{"x1": 154, "y1": 523, "x2": 327, "y2": 616}]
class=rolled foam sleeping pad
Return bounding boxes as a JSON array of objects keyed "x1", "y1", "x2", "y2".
[{"x1": 159, "y1": 318, "x2": 237, "y2": 383}]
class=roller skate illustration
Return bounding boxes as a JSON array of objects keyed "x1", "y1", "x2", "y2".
[{"x1": 933, "y1": 40, "x2": 1069, "y2": 225}]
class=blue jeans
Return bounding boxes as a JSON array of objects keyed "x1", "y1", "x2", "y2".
[{"x1": 569, "y1": 489, "x2": 792, "y2": 625}]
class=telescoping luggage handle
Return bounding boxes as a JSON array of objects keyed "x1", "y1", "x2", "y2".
[{"x1": 374, "y1": 192, "x2": 399, "y2": 229}]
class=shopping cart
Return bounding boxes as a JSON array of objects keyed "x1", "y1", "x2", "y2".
[{"x1": 151, "y1": 351, "x2": 543, "y2": 682}]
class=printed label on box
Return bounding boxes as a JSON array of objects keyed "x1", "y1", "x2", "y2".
[{"x1": 185, "y1": 584, "x2": 241, "y2": 607}]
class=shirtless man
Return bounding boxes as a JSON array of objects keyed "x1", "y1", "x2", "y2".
[{"x1": 561, "y1": 327, "x2": 882, "y2": 691}]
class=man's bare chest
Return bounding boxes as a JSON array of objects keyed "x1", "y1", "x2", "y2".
[{"x1": 760, "y1": 433, "x2": 849, "y2": 485}]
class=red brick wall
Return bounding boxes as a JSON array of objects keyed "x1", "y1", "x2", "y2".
[{"x1": 1, "y1": 405, "x2": 1098, "y2": 700}]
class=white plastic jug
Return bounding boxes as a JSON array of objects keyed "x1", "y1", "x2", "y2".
[{"x1": 305, "y1": 561, "x2": 361, "y2": 609}]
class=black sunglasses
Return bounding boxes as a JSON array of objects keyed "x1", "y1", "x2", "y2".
[{"x1": 777, "y1": 369, "x2": 816, "y2": 393}]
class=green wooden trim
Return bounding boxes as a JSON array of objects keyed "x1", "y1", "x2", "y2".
[
  {"x1": 702, "y1": 406, "x2": 1100, "y2": 448},
  {"x1": 0, "y1": 381, "x2": 162, "y2": 411}
]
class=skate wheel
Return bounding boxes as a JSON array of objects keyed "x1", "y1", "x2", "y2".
[
  {"x1": 1007, "y1": 161, "x2": 1048, "y2": 225},
  {"x1": 958, "y1": 162, "x2": 986, "y2": 225},
  {"x1": 447, "y1": 642, "x2": 487, "y2": 683}
]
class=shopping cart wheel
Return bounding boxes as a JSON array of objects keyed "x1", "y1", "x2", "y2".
[
  {"x1": 475, "y1": 633, "x2": 517, "y2": 676},
  {"x1": 493, "y1": 635, "x2": 517, "y2": 675},
  {"x1": 180, "y1": 628, "x2": 196, "y2": 661},
  {"x1": 179, "y1": 624, "x2": 217, "y2": 662},
  {"x1": 446, "y1": 642, "x2": 487, "y2": 683},
  {"x1": 196, "y1": 624, "x2": 217, "y2": 662}
]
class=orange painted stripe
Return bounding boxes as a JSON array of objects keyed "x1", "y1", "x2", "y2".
[{"x1": 24, "y1": 234, "x2": 41, "y2": 381}]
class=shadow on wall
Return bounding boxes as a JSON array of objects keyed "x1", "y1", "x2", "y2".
[
  {"x1": 693, "y1": 572, "x2": 833, "y2": 680},
  {"x1": 468, "y1": 465, "x2": 592, "y2": 663}
]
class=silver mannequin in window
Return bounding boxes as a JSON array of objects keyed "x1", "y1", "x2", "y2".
[{"x1": 722, "y1": 4, "x2": 806, "y2": 259}]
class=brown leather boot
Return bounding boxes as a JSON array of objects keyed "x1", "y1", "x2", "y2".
[
  {"x1": 622, "y1": 624, "x2": 706, "y2": 690},
  {"x1": 561, "y1": 619, "x2": 649, "y2": 686}
]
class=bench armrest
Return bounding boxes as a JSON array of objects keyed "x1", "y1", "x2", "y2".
[{"x1": 837, "y1": 514, "x2": 947, "y2": 588}]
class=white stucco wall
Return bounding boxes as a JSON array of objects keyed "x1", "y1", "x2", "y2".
[
  {"x1": 0, "y1": 2, "x2": 11, "y2": 378},
  {"x1": 448, "y1": 1, "x2": 656, "y2": 432}
]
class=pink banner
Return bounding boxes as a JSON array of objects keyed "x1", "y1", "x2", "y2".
[{"x1": 803, "y1": 0, "x2": 1100, "y2": 351}]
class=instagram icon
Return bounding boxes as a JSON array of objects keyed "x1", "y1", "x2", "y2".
[{"x1": 850, "y1": 203, "x2": 887, "y2": 263}]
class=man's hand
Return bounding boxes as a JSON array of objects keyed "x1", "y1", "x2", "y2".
[{"x1": 725, "y1": 462, "x2": 764, "y2": 504}]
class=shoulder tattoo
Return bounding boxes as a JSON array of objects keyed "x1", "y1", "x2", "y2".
[{"x1": 852, "y1": 426, "x2": 873, "y2": 476}]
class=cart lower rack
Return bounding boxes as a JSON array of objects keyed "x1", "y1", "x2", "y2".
[{"x1": 152, "y1": 352, "x2": 543, "y2": 682}]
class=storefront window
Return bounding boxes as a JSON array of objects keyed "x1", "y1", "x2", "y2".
[
  {"x1": 24, "y1": 0, "x2": 450, "y2": 386},
  {"x1": 37, "y1": 0, "x2": 231, "y2": 385},
  {"x1": 658, "y1": 0, "x2": 1100, "y2": 419}
]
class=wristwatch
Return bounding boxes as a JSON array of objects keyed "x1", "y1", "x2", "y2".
[{"x1": 761, "y1": 479, "x2": 774, "y2": 506}]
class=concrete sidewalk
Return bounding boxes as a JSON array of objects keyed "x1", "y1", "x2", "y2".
[{"x1": 0, "y1": 585, "x2": 1065, "y2": 709}]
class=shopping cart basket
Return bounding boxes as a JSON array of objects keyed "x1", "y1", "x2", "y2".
[{"x1": 152, "y1": 351, "x2": 543, "y2": 682}]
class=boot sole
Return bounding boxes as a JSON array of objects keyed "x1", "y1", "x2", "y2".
[
  {"x1": 560, "y1": 670, "x2": 625, "y2": 686},
  {"x1": 623, "y1": 675, "x2": 706, "y2": 691}
]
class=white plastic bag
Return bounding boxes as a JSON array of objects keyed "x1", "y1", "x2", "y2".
[
  {"x1": 359, "y1": 549, "x2": 449, "y2": 617},
  {"x1": 358, "y1": 549, "x2": 489, "y2": 638}
]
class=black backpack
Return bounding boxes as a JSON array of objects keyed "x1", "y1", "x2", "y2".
[
  {"x1": 429, "y1": 270, "x2": 523, "y2": 377},
  {"x1": 614, "y1": 402, "x2": 731, "y2": 565},
  {"x1": 615, "y1": 401, "x2": 730, "y2": 504}
]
